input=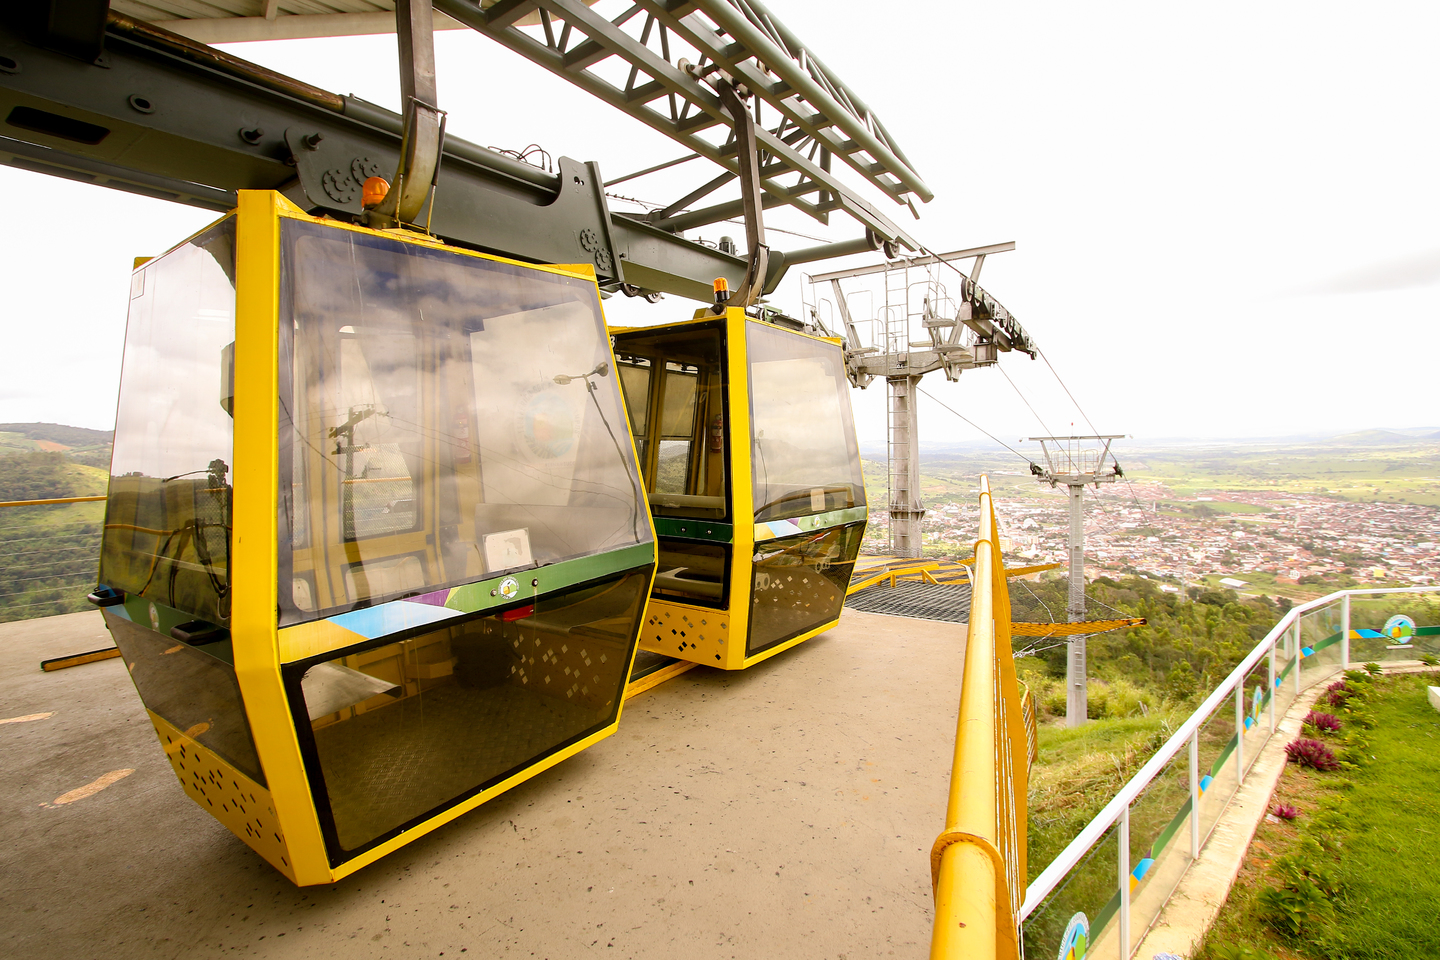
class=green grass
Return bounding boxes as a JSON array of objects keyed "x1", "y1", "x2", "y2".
[
  {"x1": 0, "y1": 462, "x2": 108, "y2": 622},
  {"x1": 1197, "y1": 671, "x2": 1440, "y2": 960},
  {"x1": 1022, "y1": 701, "x2": 1196, "y2": 956},
  {"x1": 1196, "y1": 571, "x2": 1329, "y2": 602}
]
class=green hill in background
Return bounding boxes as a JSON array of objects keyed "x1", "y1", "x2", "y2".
[
  {"x1": 0, "y1": 436, "x2": 112, "y2": 622},
  {"x1": 0, "y1": 422, "x2": 113, "y2": 469}
]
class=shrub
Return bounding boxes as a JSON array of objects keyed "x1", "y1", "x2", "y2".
[
  {"x1": 1346, "y1": 707, "x2": 1375, "y2": 730},
  {"x1": 1274, "y1": 850, "x2": 1342, "y2": 896},
  {"x1": 1273, "y1": 802, "x2": 1299, "y2": 821},
  {"x1": 1164, "y1": 659, "x2": 1198, "y2": 701},
  {"x1": 1303, "y1": 710, "x2": 1342, "y2": 733},
  {"x1": 1362, "y1": 661, "x2": 1383, "y2": 676},
  {"x1": 1343, "y1": 668, "x2": 1375, "y2": 686},
  {"x1": 1040, "y1": 681, "x2": 1066, "y2": 718},
  {"x1": 1419, "y1": 652, "x2": 1440, "y2": 667},
  {"x1": 1285, "y1": 738, "x2": 1340, "y2": 772},
  {"x1": 1086, "y1": 677, "x2": 1156, "y2": 719},
  {"x1": 1259, "y1": 879, "x2": 1333, "y2": 936},
  {"x1": 1324, "y1": 680, "x2": 1352, "y2": 709},
  {"x1": 1337, "y1": 745, "x2": 1372, "y2": 768}
]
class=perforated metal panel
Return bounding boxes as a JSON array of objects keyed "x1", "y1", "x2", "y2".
[
  {"x1": 643, "y1": 602, "x2": 730, "y2": 664},
  {"x1": 150, "y1": 711, "x2": 294, "y2": 880}
]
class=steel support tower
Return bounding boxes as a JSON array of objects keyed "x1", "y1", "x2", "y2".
[
  {"x1": 809, "y1": 244, "x2": 1036, "y2": 558},
  {"x1": 887, "y1": 375, "x2": 924, "y2": 556},
  {"x1": 1029, "y1": 434, "x2": 1123, "y2": 726}
]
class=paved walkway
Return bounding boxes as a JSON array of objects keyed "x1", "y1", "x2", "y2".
[{"x1": 0, "y1": 609, "x2": 966, "y2": 960}]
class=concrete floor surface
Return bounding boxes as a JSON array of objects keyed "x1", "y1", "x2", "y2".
[{"x1": 0, "y1": 609, "x2": 965, "y2": 960}]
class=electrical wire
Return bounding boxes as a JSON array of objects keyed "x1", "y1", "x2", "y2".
[
  {"x1": 1015, "y1": 577, "x2": 1057, "y2": 623},
  {"x1": 1037, "y1": 348, "x2": 1101, "y2": 438},
  {"x1": 999, "y1": 365, "x2": 1055, "y2": 439},
  {"x1": 915, "y1": 385, "x2": 1038, "y2": 470},
  {"x1": 1015, "y1": 638, "x2": 1071, "y2": 658}
]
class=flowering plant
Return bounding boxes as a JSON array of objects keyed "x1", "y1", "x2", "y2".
[{"x1": 1285, "y1": 738, "x2": 1340, "y2": 771}]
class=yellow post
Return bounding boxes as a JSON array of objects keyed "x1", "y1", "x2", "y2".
[{"x1": 929, "y1": 476, "x2": 1027, "y2": 960}]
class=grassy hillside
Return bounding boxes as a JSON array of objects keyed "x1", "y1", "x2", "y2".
[
  {"x1": 1196, "y1": 671, "x2": 1440, "y2": 960},
  {"x1": 0, "y1": 422, "x2": 113, "y2": 469},
  {"x1": 0, "y1": 451, "x2": 107, "y2": 622}
]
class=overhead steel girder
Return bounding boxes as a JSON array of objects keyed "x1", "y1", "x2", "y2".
[
  {"x1": 0, "y1": 15, "x2": 751, "y2": 302},
  {"x1": 433, "y1": 0, "x2": 921, "y2": 246}
]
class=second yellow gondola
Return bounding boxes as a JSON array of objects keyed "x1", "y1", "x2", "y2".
[{"x1": 611, "y1": 305, "x2": 867, "y2": 670}]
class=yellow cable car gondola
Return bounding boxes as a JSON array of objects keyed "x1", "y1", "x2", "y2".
[
  {"x1": 611, "y1": 294, "x2": 867, "y2": 670},
  {"x1": 91, "y1": 191, "x2": 656, "y2": 884}
]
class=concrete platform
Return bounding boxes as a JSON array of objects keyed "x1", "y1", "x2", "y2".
[{"x1": 0, "y1": 609, "x2": 966, "y2": 959}]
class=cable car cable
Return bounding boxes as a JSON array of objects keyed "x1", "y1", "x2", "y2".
[
  {"x1": 1036, "y1": 348, "x2": 1102, "y2": 439},
  {"x1": 915, "y1": 386, "x2": 1038, "y2": 470},
  {"x1": 999, "y1": 365, "x2": 1056, "y2": 439}
]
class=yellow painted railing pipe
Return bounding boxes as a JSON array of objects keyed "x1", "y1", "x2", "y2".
[
  {"x1": 929, "y1": 477, "x2": 1027, "y2": 960},
  {"x1": 0, "y1": 495, "x2": 106, "y2": 508}
]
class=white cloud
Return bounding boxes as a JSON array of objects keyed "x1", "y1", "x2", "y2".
[{"x1": 4, "y1": 1, "x2": 1439, "y2": 445}]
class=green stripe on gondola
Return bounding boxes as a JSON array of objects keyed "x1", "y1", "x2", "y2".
[
  {"x1": 652, "y1": 518, "x2": 733, "y2": 543},
  {"x1": 447, "y1": 541, "x2": 656, "y2": 614},
  {"x1": 753, "y1": 506, "x2": 868, "y2": 543}
]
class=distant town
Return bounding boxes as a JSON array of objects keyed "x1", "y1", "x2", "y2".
[{"x1": 864, "y1": 473, "x2": 1440, "y2": 596}]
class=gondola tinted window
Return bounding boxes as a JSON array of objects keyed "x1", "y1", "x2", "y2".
[
  {"x1": 289, "y1": 570, "x2": 648, "y2": 860},
  {"x1": 279, "y1": 221, "x2": 650, "y2": 624},
  {"x1": 746, "y1": 323, "x2": 865, "y2": 523},
  {"x1": 100, "y1": 219, "x2": 236, "y2": 625}
]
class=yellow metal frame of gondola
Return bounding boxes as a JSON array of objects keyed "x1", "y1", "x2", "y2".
[
  {"x1": 617, "y1": 307, "x2": 865, "y2": 671},
  {"x1": 143, "y1": 190, "x2": 659, "y2": 884}
]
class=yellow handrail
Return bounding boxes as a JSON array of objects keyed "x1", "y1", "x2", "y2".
[
  {"x1": 929, "y1": 476, "x2": 1029, "y2": 959},
  {"x1": 0, "y1": 495, "x2": 106, "y2": 508}
]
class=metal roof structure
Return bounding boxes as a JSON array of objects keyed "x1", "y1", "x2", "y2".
[{"x1": 112, "y1": 0, "x2": 928, "y2": 249}]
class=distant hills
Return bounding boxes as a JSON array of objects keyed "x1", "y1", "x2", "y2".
[
  {"x1": 0, "y1": 423, "x2": 112, "y2": 447},
  {"x1": 0, "y1": 423, "x2": 113, "y2": 469},
  {"x1": 1326, "y1": 429, "x2": 1428, "y2": 445},
  {"x1": 860, "y1": 428, "x2": 1440, "y2": 460}
]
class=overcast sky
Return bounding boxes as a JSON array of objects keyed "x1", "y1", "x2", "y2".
[{"x1": 3, "y1": 1, "x2": 1437, "y2": 454}]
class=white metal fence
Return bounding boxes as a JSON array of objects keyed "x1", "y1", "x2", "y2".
[{"x1": 1018, "y1": 585, "x2": 1440, "y2": 959}]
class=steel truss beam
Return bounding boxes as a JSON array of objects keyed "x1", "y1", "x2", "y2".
[
  {"x1": 433, "y1": 0, "x2": 925, "y2": 245},
  {"x1": 0, "y1": 14, "x2": 757, "y2": 301}
]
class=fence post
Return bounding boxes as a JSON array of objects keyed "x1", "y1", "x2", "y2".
[
  {"x1": 1341, "y1": 594, "x2": 1351, "y2": 669},
  {"x1": 1118, "y1": 805, "x2": 1131, "y2": 959},
  {"x1": 1234, "y1": 682, "x2": 1245, "y2": 783},
  {"x1": 1189, "y1": 730, "x2": 1200, "y2": 859},
  {"x1": 1294, "y1": 620, "x2": 1303, "y2": 695},
  {"x1": 1268, "y1": 638, "x2": 1276, "y2": 734}
]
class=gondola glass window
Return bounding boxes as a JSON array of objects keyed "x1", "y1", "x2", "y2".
[
  {"x1": 293, "y1": 572, "x2": 647, "y2": 856},
  {"x1": 746, "y1": 323, "x2": 864, "y2": 523},
  {"x1": 100, "y1": 219, "x2": 237, "y2": 626},
  {"x1": 613, "y1": 325, "x2": 728, "y2": 521},
  {"x1": 279, "y1": 220, "x2": 650, "y2": 623}
]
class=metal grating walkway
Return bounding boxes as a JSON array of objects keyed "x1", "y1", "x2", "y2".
[{"x1": 844, "y1": 581, "x2": 972, "y2": 623}]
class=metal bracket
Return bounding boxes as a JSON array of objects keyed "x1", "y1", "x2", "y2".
[
  {"x1": 371, "y1": 0, "x2": 444, "y2": 226},
  {"x1": 712, "y1": 76, "x2": 768, "y2": 307}
]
